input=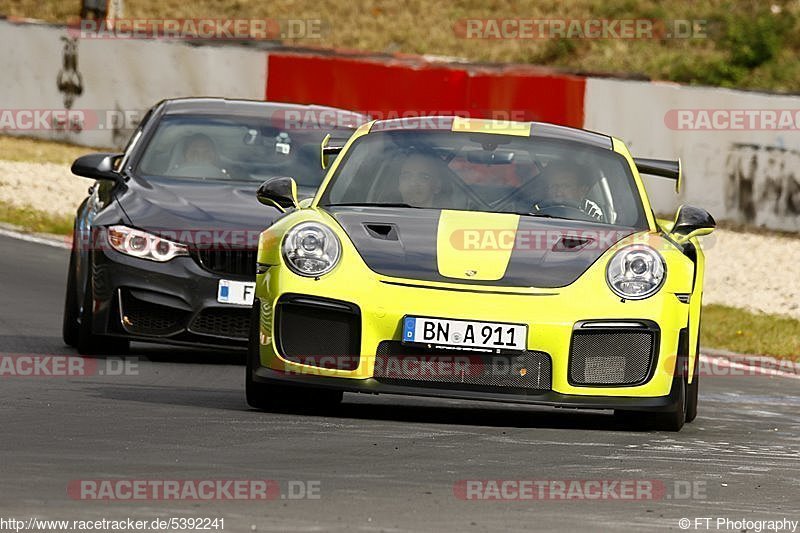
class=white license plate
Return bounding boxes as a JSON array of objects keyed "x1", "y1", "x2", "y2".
[
  {"x1": 402, "y1": 316, "x2": 527, "y2": 351},
  {"x1": 217, "y1": 280, "x2": 256, "y2": 306}
]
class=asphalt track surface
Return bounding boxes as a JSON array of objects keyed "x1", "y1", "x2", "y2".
[{"x1": 0, "y1": 233, "x2": 798, "y2": 532}]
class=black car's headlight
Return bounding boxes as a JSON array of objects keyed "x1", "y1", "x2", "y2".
[
  {"x1": 606, "y1": 245, "x2": 666, "y2": 300},
  {"x1": 282, "y1": 222, "x2": 341, "y2": 277},
  {"x1": 107, "y1": 225, "x2": 189, "y2": 262}
]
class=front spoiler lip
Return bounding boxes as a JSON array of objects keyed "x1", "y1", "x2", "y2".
[
  {"x1": 101, "y1": 330, "x2": 247, "y2": 350},
  {"x1": 252, "y1": 365, "x2": 681, "y2": 412}
]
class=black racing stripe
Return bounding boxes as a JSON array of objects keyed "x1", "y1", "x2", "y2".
[
  {"x1": 501, "y1": 218, "x2": 634, "y2": 288},
  {"x1": 328, "y1": 206, "x2": 636, "y2": 288},
  {"x1": 329, "y1": 206, "x2": 442, "y2": 280}
]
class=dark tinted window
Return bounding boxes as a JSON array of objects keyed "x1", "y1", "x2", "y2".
[
  {"x1": 137, "y1": 114, "x2": 358, "y2": 187},
  {"x1": 321, "y1": 130, "x2": 646, "y2": 227}
]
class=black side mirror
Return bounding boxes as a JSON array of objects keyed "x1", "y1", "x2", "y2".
[
  {"x1": 71, "y1": 153, "x2": 124, "y2": 183},
  {"x1": 671, "y1": 205, "x2": 715, "y2": 241},
  {"x1": 256, "y1": 177, "x2": 299, "y2": 211}
]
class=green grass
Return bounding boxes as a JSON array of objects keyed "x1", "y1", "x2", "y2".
[
  {"x1": 0, "y1": 135, "x2": 103, "y2": 165},
  {"x1": 1, "y1": 0, "x2": 798, "y2": 92},
  {"x1": 702, "y1": 304, "x2": 800, "y2": 361},
  {"x1": 0, "y1": 201, "x2": 74, "y2": 235}
]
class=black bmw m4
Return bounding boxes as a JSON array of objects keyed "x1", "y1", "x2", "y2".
[{"x1": 62, "y1": 97, "x2": 366, "y2": 354}]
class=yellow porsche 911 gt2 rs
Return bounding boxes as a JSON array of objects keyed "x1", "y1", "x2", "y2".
[{"x1": 246, "y1": 116, "x2": 715, "y2": 431}]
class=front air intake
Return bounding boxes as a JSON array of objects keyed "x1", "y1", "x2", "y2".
[
  {"x1": 274, "y1": 295, "x2": 361, "y2": 370},
  {"x1": 568, "y1": 321, "x2": 659, "y2": 386}
]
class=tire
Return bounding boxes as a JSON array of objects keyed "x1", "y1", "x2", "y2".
[
  {"x1": 615, "y1": 358, "x2": 687, "y2": 432},
  {"x1": 650, "y1": 372, "x2": 686, "y2": 431},
  {"x1": 246, "y1": 300, "x2": 343, "y2": 411},
  {"x1": 685, "y1": 338, "x2": 700, "y2": 423},
  {"x1": 76, "y1": 264, "x2": 129, "y2": 356},
  {"x1": 62, "y1": 246, "x2": 80, "y2": 347}
]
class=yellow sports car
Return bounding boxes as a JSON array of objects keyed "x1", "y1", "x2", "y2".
[{"x1": 246, "y1": 117, "x2": 715, "y2": 431}]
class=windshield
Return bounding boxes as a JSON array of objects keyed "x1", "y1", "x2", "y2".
[
  {"x1": 320, "y1": 130, "x2": 647, "y2": 227},
  {"x1": 136, "y1": 114, "x2": 359, "y2": 187}
]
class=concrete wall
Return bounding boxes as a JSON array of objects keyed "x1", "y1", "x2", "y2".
[
  {"x1": 584, "y1": 78, "x2": 800, "y2": 231},
  {"x1": 0, "y1": 20, "x2": 266, "y2": 148}
]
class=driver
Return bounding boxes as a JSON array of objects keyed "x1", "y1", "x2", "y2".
[
  {"x1": 530, "y1": 160, "x2": 605, "y2": 221},
  {"x1": 170, "y1": 133, "x2": 227, "y2": 178},
  {"x1": 397, "y1": 151, "x2": 445, "y2": 208}
]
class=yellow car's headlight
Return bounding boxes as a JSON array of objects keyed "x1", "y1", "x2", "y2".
[
  {"x1": 282, "y1": 222, "x2": 341, "y2": 277},
  {"x1": 606, "y1": 245, "x2": 666, "y2": 300}
]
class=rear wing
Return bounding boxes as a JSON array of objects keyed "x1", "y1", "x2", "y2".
[
  {"x1": 320, "y1": 133, "x2": 348, "y2": 170},
  {"x1": 633, "y1": 158, "x2": 682, "y2": 193}
]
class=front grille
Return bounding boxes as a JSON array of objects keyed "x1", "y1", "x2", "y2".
[
  {"x1": 118, "y1": 291, "x2": 187, "y2": 336},
  {"x1": 569, "y1": 328, "x2": 657, "y2": 386},
  {"x1": 196, "y1": 249, "x2": 257, "y2": 277},
  {"x1": 275, "y1": 296, "x2": 361, "y2": 370},
  {"x1": 189, "y1": 307, "x2": 251, "y2": 340},
  {"x1": 374, "y1": 341, "x2": 552, "y2": 392}
]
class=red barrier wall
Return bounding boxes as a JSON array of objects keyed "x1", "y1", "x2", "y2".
[{"x1": 266, "y1": 53, "x2": 585, "y2": 127}]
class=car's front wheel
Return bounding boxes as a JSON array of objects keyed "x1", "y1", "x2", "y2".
[
  {"x1": 615, "y1": 362, "x2": 687, "y2": 432},
  {"x1": 62, "y1": 246, "x2": 80, "y2": 347},
  {"x1": 650, "y1": 372, "x2": 687, "y2": 431},
  {"x1": 246, "y1": 300, "x2": 343, "y2": 411},
  {"x1": 685, "y1": 339, "x2": 700, "y2": 423},
  {"x1": 76, "y1": 265, "x2": 129, "y2": 356}
]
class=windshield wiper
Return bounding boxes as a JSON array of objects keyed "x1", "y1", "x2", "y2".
[{"x1": 323, "y1": 202, "x2": 421, "y2": 209}]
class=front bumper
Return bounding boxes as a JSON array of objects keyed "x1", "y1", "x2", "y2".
[
  {"x1": 90, "y1": 247, "x2": 253, "y2": 348},
  {"x1": 256, "y1": 267, "x2": 692, "y2": 402}
]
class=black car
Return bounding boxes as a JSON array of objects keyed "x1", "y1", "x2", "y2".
[{"x1": 62, "y1": 97, "x2": 367, "y2": 354}]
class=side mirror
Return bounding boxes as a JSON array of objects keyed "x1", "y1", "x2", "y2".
[
  {"x1": 256, "y1": 177, "x2": 299, "y2": 211},
  {"x1": 671, "y1": 205, "x2": 715, "y2": 242},
  {"x1": 71, "y1": 153, "x2": 124, "y2": 183}
]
